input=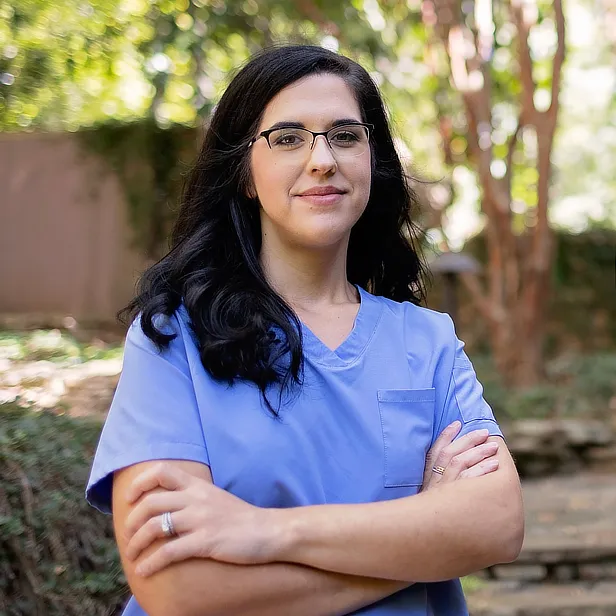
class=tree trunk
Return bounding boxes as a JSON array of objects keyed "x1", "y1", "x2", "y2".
[{"x1": 427, "y1": 0, "x2": 565, "y2": 387}]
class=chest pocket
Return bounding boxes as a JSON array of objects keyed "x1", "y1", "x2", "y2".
[{"x1": 377, "y1": 388, "x2": 436, "y2": 488}]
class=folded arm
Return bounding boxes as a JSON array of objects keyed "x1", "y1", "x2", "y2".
[
  {"x1": 113, "y1": 461, "x2": 409, "y2": 616},
  {"x1": 273, "y1": 437, "x2": 524, "y2": 582}
]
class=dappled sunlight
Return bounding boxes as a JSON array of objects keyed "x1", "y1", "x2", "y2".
[{"x1": 0, "y1": 329, "x2": 123, "y2": 412}]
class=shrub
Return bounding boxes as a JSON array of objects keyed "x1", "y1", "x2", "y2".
[
  {"x1": 0, "y1": 403, "x2": 127, "y2": 615},
  {"x1": 473, "y1": 352, "x2": 616, "y2": 421}
]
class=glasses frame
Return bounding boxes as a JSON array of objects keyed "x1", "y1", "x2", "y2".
[{"x1": 248, "y1": 122, "x2": 374, "y2": 153}]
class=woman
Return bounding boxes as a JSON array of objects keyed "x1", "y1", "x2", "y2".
[{"x1": 86, "y1": 45, "x2": 524, "y2": 616}]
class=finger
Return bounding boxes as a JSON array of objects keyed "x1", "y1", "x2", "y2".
[
  {"x1": 443, "y1": 443, "x2": 498, "y2": 481},
  {"x1": 442, "y1": 442, "x2": 499, "y2": 481},
  {"x1": 426, "y1": 421, "x2": 462, "y2": 464},
  {"x1": 126, "y1": 510, "x2": 187, "y2": 562},
  {"x1": 125, "y1": 490, "x2": 187, "y2": 539},
  {"x1": 459, "y1": 458, "x2": 499, "y2": 479},
  {"x1": 423, "y1": 421, "x2": 462, "y2": 485},
  {"x1": 126, "y1": 463, "x2": 191, "y2": 505},
  {"x1": 136, "y1": 534, "x2": 209, "y2": 578},
  {"x1": 433, "y1": 428, "x2": 490, "y2": 471}
]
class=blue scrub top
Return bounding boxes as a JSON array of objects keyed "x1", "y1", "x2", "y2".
[{"x1": 86, "y1": 285, "x2": 503, "y2": 615}]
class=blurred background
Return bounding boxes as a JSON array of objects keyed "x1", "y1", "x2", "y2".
[{"x1": 0, "y1": 0, "x2": 615, "y2": 614}]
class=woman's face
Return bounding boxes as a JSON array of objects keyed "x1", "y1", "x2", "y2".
[{"x1": 249, "y1": 73, "x2": 372, "y2": 251}]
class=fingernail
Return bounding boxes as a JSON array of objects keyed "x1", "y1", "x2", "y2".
[
  {"x1": 488, "y1": 460, "x2": 499, "y2": 469},
  {"x1": 135, "y1": 565, "x2": 146, "y2": 577},
  {"x1": 478, "y1": 429, "x2": 489, "y2": 437},
  {"x1": 450, "y1": 421, "x2": 462, "y2": 431}
]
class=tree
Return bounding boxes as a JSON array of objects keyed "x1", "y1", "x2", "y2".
[
  {"x1": 0, "y1": 0, "x2": 388, "y2": 130},
  {"x1": 417, "y1": 0, "x2": 566, "y2": 387},
  {"x1": 3, "y1": 0, "x2": 596, "y2": 388}
]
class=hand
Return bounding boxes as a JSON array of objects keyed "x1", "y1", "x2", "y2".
[
  {"x1": 123, "y1": 463, "x2": 277, "y2": 577},
  {"x1": 420, "y1": 422, "x2": 500, "y2": 492}
]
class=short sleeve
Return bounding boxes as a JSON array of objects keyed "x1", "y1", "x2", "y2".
[
  {"x1": 434, "y1": 316, "x2": 504, "y2": 443},
  {"x1": 85, "y1": 314, "x2": 210, "y2": 514}
]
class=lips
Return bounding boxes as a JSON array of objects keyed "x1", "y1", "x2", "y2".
[{"x1": 297, "y1": 186, "x2": 347, "y2": 196}]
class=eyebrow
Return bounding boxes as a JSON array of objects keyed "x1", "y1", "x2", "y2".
[{"x1": 264, "y1": 118, "x2": 363, "y2": 131}]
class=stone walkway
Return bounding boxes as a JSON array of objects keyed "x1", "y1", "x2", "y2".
[{"x1": 468, "y1": 472, "x2": 616, "y2": 615}]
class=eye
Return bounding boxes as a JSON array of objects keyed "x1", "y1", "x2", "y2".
[
  {"x1": 275, "y1": 134, "x2": 300, "y2": 145},
  {"x1": 333, "y1": 131, "x2": 359, "y2": 141},
  {"x1": 271, "y1": 130, "x2": 307, "y2": 148},
  {"x1": 330, "y1": 128, "x2": 362, "y2": 147}
]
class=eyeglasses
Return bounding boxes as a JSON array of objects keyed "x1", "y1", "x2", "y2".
[{"x1": 248, "y1": 123, "x2": 373, "y2": 159}]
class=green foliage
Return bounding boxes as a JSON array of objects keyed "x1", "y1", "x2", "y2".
[
  {"x1": 549, "y1": 230, "x2": 616, "y2": 348},
  {"x1": 460, "y1": 574, "x2": 486, "y2": 594},
  {"x1": 0, "y1": 0, "x2": 389, "y2": 131},
  {"x1": 0, "y1": 0, "x2": 139, "y2": 131},
  {"x1": 458, "y1": 228, "x2": 616, "y2": 355},
  {"x1": 78, "y1": 119, "x2": 196, "y2": 256},
  {"x1": 0, "y1": 330, "x2": 123, "y2": 364},
  {"x1": 0, "y1": 403, "x2": 126, "y2": 615},
  {"x1": 473, "y1": 352, "x2": 616, "y2": 420},
  {"x1": 3, "y1": 0, "x2": 615, "y2": 233}
]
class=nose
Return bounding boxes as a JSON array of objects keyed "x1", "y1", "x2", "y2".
[{"x1": 307, "y1": 134, "x2": 337, "y2": 174}]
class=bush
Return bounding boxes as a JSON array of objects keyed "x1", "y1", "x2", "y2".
[
  {"x1": 0, "y1": 403, "x2": 127, "y2": 615},
  {"x1": 473, "y1": 352, "x2": 616, "y2": 421}
]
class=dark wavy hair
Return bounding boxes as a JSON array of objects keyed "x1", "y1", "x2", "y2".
[{"x1": 121, "y1": 44, "x2": 427, "y2": 414}]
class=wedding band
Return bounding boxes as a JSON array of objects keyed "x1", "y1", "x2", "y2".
[
  {"x1": 161, "y1": 511, "x2": 177, "y2": 538},
  {"x1": 432, "y1": 465, "x2": 446, "y2": 475}
]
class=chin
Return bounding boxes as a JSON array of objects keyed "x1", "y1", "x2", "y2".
[{"x1": 292, "y1": 225, "x2": 353, "y2": 249}]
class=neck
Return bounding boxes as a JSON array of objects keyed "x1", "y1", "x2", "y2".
[{"x1": 259, "y1": 235, "x2": 357, "y2": 312}]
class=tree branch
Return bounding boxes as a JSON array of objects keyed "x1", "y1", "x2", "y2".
[
  {"x1": 522, "y1": 0, "x2": 565, "y2": 358},
  {"x1": 459, "y1": 271, "x2": 504, "y2": 326},
  {"x1": 510, "y1": 0, "x2": 537, "y2": 123},
  {"x1": 548, "y1": 0, "x2": 566, "y2": 120},
  {"x1": 504, "y1": 116, "x2": 522, "y2": 197},
  {"x1": 534, "y1": 0, "x2": 566, "y2": 269},
  {"x1": 294, "y1": 0, "x2": 340, "y2": 36}
]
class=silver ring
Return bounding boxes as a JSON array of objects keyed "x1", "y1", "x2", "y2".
[
  {"x1": 432, "y1": 465, "x2": 446, "y2": 475},
  {"x1": 161, "y1": 511, "x2": 177, "y2": 538}
]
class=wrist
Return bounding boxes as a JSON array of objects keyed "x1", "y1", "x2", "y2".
[{"x1": 264, "y1": 506, "x2": 303, "y2": 563}]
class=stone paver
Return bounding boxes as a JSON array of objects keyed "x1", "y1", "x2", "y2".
[
  {"x1": 469, "y1": 582, "x2": 616, "y2": 616},
  {"x1": 468, "y1": 472, "x2": 616, "y2": 615},
  {"x1": 520, "y1": 473, "x2": 616, "y2": 566}
]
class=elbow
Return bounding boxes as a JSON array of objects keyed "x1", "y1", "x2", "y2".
[
  {"x1": 501, "y1": 515, "x2": 525, "y2": 563},
  {"x1": 494, "y1": 496, "x2": 525, "y2": 564}
]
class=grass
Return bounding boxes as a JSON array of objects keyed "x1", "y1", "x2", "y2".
[
  {"x1": 461, "y1": 575, "x2": 486, "y2": 594},
  {"x1": 0, "y1": 330, "x2": 123, "y2": 364}
]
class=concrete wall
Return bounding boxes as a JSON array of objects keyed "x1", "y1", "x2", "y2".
[{"x1": 0, "y1": 130, "x2": 148, "y2": 324}]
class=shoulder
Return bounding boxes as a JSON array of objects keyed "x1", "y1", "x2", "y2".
[
  {"x1": 124, "y1": 305, "x2": 196, "y2": 367},
  {"x1": 366, "y1": 291, "x2": 461, "y2": 378},
  {"x1": 369, "y1": 292, "x2": 457, "y2": 347}
]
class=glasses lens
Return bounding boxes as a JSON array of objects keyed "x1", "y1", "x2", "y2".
[
  {"x1": 327, "y1": 125, "x2": 369, "y2": 157},
  {"x1": 268, "y1": 128, "x2": 311, "y2": 152}
]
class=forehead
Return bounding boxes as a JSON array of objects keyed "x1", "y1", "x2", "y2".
[{"x1": 258, "y1": 73, "x2": 363, "y2": 131}]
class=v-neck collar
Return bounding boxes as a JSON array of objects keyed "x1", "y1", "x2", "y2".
[{"x1": 299, "y1": 285, "x2": 383, "y2": 367}]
